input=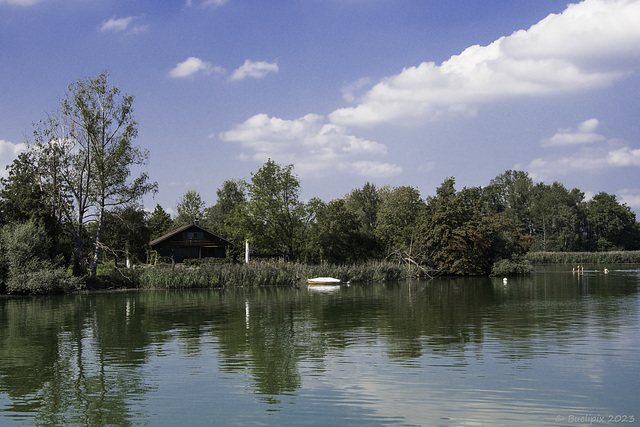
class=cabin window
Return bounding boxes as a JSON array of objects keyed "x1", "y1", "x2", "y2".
[{"x1": 183, "y1": 232, "x2": 202, "y2": 240}]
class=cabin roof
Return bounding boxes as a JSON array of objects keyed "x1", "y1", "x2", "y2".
[{"x1": 149, "y1": 223, "x2": 233, "y2": 247}]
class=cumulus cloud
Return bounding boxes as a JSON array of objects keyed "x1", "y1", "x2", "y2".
[
  {"x1": 541, "y1": 118, "x2": 606, "y2": 146},
  {"x1": 342, "y1": 77, "x2": 374, "y2": 103},
  {"x1": 99, "y1": 16, "x2": 147, "y2": 34},
  {"x1": 218, "y1": 113, "x2": 400, "y2": 178},
  {"x1": 618, "y1": 189, "x2": 640, "y2": 211},
  {"x1": 229, "y1": 60, "x2": 279, "y2": 81},
  {"x1": 329, "y1": 0, "x2": 640, "y2": 127},
  {"x1": 529, "y1": 116, "x2": 640, "y2": 181},
  {"x1": 0, "y1": 140, "x2": 27, "y2": 178},
  {"x1": 169, "y1": 58, "x2": 278, "y2": 81},
  {"x1": 169, "y1": 57, "x2": 223, "y2": 78},
  {"x1": 527, "y1": 142, "x2": 640, "y2": 181}
]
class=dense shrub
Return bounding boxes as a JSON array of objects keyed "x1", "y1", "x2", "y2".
[
  {"x1": 491, "y1": 256, "x2": 534, "y2": 276},
  {"x1": 7, "y1": 267, "x2": 85, "y2": 294},
  {"x1": 0, "y1": 221, "x2": 85, "y2": 294}
]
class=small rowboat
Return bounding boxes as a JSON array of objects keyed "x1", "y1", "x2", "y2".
[{"x1": 307, "y1": 277, "x2": 341, "y2": 285}]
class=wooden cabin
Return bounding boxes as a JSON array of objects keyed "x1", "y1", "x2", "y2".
[{"x1": 149, "y1": 222, "x2": 233, "y2": 263}]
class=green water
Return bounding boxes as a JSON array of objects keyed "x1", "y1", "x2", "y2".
[{"x1": 1, "y1": 265, "x2": 639, "y2": 426}]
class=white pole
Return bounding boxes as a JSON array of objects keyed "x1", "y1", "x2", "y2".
[{"x1": 245, "y1": 240, "x2": 249, "y2": 263}]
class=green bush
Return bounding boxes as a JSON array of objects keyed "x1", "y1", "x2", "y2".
[
  {"x1": 0, "y1": 221, "x2": 86, "y2": 295},
  {"x1": 7, "y1": 266, "x2": 85, "y2": 294},
  {"x1": 491, "y1": 256, "x2": 534, "y2": 276}
]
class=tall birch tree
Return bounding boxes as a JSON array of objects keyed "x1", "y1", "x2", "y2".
[{"x1": 24, "y1": 72, "x2": 156, "y2": 276}]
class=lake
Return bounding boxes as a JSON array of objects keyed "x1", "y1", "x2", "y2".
[{"x1": 1, "y1": 265, "x2": 639, "y2": 426}]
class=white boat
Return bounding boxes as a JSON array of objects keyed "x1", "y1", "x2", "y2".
[{"x1": 307, "y1": 277, "x2": 341, "y2": 285}]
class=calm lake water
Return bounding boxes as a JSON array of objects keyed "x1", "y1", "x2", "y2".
[{"x1": 1, "y1": 265, "x2": 639, "y2": 426}]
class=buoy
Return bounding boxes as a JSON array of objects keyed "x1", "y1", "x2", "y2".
[{"x1": 503, "y1": 277, "x2": 508, "y2": 285}]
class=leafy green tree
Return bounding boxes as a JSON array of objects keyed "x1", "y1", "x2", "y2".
[
  {"x1": 245, "y1": 159, "x2": 311, "y2": 260},
  {"x1": 306, "y1": 199, "x2": 365, "y2": 263},
  {"x1": 174, "y1": 190, "x2": 205, "y2": 227},
  {"x1": 487, "y1": 170, "x2": 535, "y2": 235},
  {"x1": 0, "y1": 152, "x2": 60, "y2": 252},
  {"x1": 60, "y1": 73, "x2": 157, "y2": 276},
  {"x1": 97, "y1": 205, "x2": 150, "y2": 267},
  {"x1": 585, "y1": 192, "x2": 639, "y2": 251},
  {"x1": 375, "y1": 186, "x2": 424, "y2": 258},
  {"x1": 204, "y1": 179, "x2": 247, "y2": 236},
  {"x1": 23, "y1": 72, "x2": 156, "y2": 277},
  {"x1": 420, "y1": 180, "x2": 516, "y2": 275},
  {"x1": 530, "y1": 182, "x2": 583, "y2": 252},
  {"x1": 344, "y1": 182, "x2": 386, "y2": 236},
  {"x1": 148, "y1": 204, "x2": 173, "y2": 240}
]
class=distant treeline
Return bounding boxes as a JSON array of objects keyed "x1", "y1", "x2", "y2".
[
  {"x1": 155, "y1": 163, "x2": 639, "y2": 275},
  {"x1": 1, "y1": 73, "x2": 639, "y2": 294}
]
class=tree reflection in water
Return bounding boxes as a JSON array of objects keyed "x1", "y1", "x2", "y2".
[{"x1": 0, "y1": 267, "x2": 638, "y2": 425}]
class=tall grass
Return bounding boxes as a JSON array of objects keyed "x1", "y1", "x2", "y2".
[
  {"x1": 525, "y1": 251, "x2": 640, "y2": 265},
  {"x1": 137, "y1": 260, "x2": 412, "y2": 290},
  {"x1": 299, "y1": 261, "x2": 409, "y2": 283}
]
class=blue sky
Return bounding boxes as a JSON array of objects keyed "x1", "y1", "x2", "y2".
[{"x1": 1, "y1": 0, "x2": 640, "y2": 215}]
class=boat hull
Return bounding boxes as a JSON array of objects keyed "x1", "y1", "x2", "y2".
[{"x1": 307, "y1": 277, "x2": 341, "y2": 285}]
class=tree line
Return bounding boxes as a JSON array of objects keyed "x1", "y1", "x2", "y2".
[
  {"x1": 1, "y1": 74, "x2": 639, "y2": 293},
  {"x1": 159, "y1": 163, "x2": 639, "y2": 275}
]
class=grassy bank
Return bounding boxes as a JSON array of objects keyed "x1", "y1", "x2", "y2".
[
  {"x1": 524, "y1": 251, "x2": 640, "y2": 265},
  {"x1": 67, "y1": 251, "x2": 640, "y2": 293},
  {"x1": 135, "y1": 260, "x2": 412, "y2": 290}
]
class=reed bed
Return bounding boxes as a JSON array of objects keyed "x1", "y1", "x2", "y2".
[
  {"x1": 137, "y1": 260, "x2": 412, "y2": 290},
  {"x1": 524, "y1": 251, "x2": 640, "y2": 265}
]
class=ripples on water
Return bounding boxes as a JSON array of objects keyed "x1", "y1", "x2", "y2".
[{"x1": 1, "y1": 266, "x2": 639, "y2": 426}]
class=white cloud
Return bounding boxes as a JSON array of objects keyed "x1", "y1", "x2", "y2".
[
  {"x1": 329, "y1": 0, "x2": 640, "y2": 127},
  {"x1": 618, "y1": 189, "x2": 640, "y2": 211},
  {"x1": 527, "y1": 142, "x2": 640, "y2": 181},
  {"x1": 542, "y1": 118, "x2": 606, "y2": 146},
  {"x1": 229, "y1": 60, "x2": 279, "y2": 81},
  {"x1": 169, "y1": 57, "x2": 223, "y2": 78},
  {"x1": 578, "y1": 118, "x2": 600, "y2": 133},
  {"x1": 99, "y1": 16, "x2": 148, "y2": 34},
  {"x1": 100, "y1": 16, "x2": 134, "y2": 32},
  {"x1": 218, "y1": 113, "x2": 400, "y2": 178},
  {"x1": 0, "y1": 140, "x2": 27, "y2": 178},
  {"x1": 605, "y1": 146, "x2": 640, "y2": 166},
  {"x1": 342, "y1": 77, "x2": 373, "y2": 103}
]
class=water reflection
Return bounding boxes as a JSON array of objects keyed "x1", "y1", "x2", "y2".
[{"x1": 1, "y1": 266, "x2": 639, "y2": 425}]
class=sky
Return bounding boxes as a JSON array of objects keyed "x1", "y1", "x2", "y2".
[{"x1": 1, "y1": 0, "x2": 640, "y2": 216}]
